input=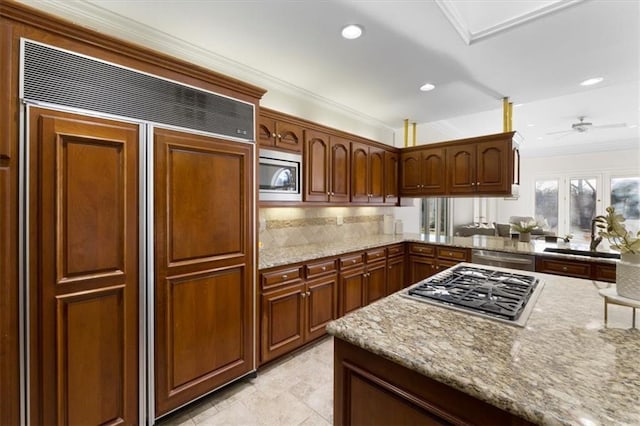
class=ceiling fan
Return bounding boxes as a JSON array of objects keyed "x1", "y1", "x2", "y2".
[{"x1": 546, "y1": 116, "x2": 627, "y2": 136}]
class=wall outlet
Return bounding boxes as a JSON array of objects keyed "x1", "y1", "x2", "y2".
[{"x1": 336, "y1": 216, "x2": 343, "y2": 225}]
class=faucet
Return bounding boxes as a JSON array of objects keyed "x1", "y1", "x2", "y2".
[{"x1": 590, "y1": 218, "x2": 602, "y2": 251}]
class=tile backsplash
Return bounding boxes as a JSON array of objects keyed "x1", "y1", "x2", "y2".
[{"x1": 259, "y1": 206, "x2": 395, "y2": 249}]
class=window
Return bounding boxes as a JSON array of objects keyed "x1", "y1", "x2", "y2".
[
  {"x1": 611, "y1": 176, "x2": 640, "y2": 235},
  {"x1": 421, "y1": 198, "x2": 450, "y2": 238},
  {"x1": 533, "y1": 173, "x2": 638, "y2": 242},
  {"x1": 569, "y1": 177, "x2": 597, "y2": 237},
  {"x1": 534, "y1": 179, "x2": 559, "y2": 233}
]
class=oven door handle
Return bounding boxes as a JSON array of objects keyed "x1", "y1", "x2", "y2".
[{"x1": 473, "y1": 253, "x2": 533, "y2": 265}]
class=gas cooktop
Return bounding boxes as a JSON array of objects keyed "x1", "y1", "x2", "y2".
[{"x1": 402, "y1": 265, "x2": 544, "y2": 327}]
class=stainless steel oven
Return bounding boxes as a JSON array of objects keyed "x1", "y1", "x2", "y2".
[{"x1": 259, "y1": 149, "x2": 302, "y2": 201}]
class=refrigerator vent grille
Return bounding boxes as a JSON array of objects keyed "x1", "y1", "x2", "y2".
[{"x1": 21, "y1": 40, "x2": 254, "y2": 140}]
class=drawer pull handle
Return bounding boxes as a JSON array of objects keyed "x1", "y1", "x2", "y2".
[
  {"x1": 448, "y1": 252, "x2": 453, "y2": 256},
  {"x1": 282, "y1": 274, "x2": 288, "y2": 280},
  {"x1": 352, "y1": 259, "x2": 356, "y2": 264},
  {"x1": 562, "y1": 266, "x2": 568, "y2": 271}
]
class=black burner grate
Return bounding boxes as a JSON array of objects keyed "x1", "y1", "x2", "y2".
[{"x1": 408, "y1": 266, "x2": 539, "y2": 320}]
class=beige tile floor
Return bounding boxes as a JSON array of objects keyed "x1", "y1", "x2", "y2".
[{"x1": 157, "y1": 336, "x2": 334, "y2": 426}]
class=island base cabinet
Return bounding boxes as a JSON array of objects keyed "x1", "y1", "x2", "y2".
[{"x1": 334, "y1": 338, "x2": 533, "y2": 426}]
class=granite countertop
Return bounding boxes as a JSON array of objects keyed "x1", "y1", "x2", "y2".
[
  {"x1": 326, "y1": 264, "x2": 640, "y2": 425},
  {"x1": 258, "y1": 233, "x2": 619, "y2": 270}
]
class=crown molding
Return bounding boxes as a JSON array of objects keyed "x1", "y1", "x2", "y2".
[
  {"x1": 16, "y1": 0, "x2": 394, "y2": 131},
  {"x1": 435, "y1": 0, "x2": 583, "y2": 45}
]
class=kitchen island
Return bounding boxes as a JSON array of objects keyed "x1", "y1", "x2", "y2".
[{"x1": 326, "y1": 264, "x2": 640, "y2": 425}]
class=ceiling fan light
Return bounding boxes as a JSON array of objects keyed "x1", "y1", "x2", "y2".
[{"x1": 580, "y1": 77, "x2": 603, "y2": 86}]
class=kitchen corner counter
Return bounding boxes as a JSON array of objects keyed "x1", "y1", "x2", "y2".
[
  {"x1": 326, "y1": 265, "x2": 640, "y2": 425},
  {"x1": 258, "y1": 233, "x2": 619, "y2": 270}
]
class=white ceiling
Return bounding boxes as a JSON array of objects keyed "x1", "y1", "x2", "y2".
[{"x1": 17, "y1": 0, "x2": 640, "y2": 157}]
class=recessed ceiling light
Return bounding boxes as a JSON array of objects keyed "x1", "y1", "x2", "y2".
[
  {"x1": 580, "y1": 77, "x2": 604, "y2": 86},
  {"x1": 341, "y1": 24, "x2": 363, "y2": 40},
  {"x1": 419, "y1": 83, "x2": 436, "y2": 92},
  {"x1": 527, "y1": 123, "x2": 535, "y2": 127},
  {"x1": 514, "y1": 103, "x2": 523, "y2": 107},
  {"x1": 629, "y1": 124, "x2": 638, "y2": 129}
]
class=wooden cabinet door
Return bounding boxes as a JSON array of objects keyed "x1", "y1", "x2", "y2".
[
  {"x1": 369, "y1": 147, "x2": 385, "y2": 203},
  {"x1": 261, "y1": 283, "x2": 306, "y2": 363},
  {"x1": 365, "y1": 261, "x2": 387, "y2": 305},
  {"x1": 476, "y1": 139, "x2": 510, "y2": 194},
  {"x1": 257, "y1": 115, "x2": 276, "y2": 148},
  {"x1": 28, "y1": 107, "x2": 139, "y2": 425},
  {"x1": 422, "y1": 147, "x2": 446, "y2": 195},
  {"x1": 305, "y1": 130, "x2": 330, "y2": 202},
  {"x1": 306, "y1": 275, "x2": 338, "y2": 341},
  {"x1": 400, "y1": 151, "x2": 422, "y2": 194},
  {"x1": 154, "y1": 127, "x2": 254, "y2": 415},
  {"x1": 339, "y1": 267, "x2": 366, "y2": 316},
  {"x1": 351, "y1": 141, "x2": 370, "y2": 203},
  {"x1": 384, "y1": 150, "x2": 399, "y2": 204},
  {"x1": 409, "y1": 256, "x2": 436, "y2": 284},
  {"x1": 447, "y1": 144, "x2": 476, "y2": 194},
  {"x1": 387, "y1": 255, "x2": 406, "y2": 294},
  {"x1": 330, "y1": 137, "x2": 351, "y2": 203},
  {"x1": 275, "y1": 120, "x2": 303, "y2": 152}
]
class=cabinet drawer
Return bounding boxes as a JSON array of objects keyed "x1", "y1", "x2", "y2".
[
  {"x1": 536, "y1": 258, "x2": 591, "y2": 279},
  {"x1": 366, "y1": 248, "x2": 386, "y2": 263},
  {"x1": 592, "y1": 263, "x2": 616, "y2": 283},
  {"x1": 437, "y1": 247, "x2": 469, "y2": 262},
  {"x1": 386, "y1": 244, "x2": 405, "y2": 257},
  {"x1": 340, "y1": 253, "x2": 364, "y2": 269},
  {"x1": 409, "y1": 243, "x2": 435, "y2": 257},
  {"x1": 306, "y1": 259, "x2": 337, "y2": 279},
  {"x1": 261, "y1": 266, "x2": 303, "y2": 289}
]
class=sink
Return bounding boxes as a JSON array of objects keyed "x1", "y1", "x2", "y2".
[{"x1": 543, "y1": 247, "x2": 620, "y2": 259}]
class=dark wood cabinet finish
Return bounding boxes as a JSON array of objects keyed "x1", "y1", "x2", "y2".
[
  {"x1": 339, "y1": 264, "x2": 367, "y2": 316},
  {"x1": 536, "y1": 256, "x2": 616, "y2": 282},
  {"x1": 384, "y1": 150, "x2": 400, "y2": 204},
  {"x1": 387, "y1": 253, "x2": 406, "y2": 294},
  {"x1": 258, "y1": 113, "x2": 303, "y2": 153},
  {"x1": 400, "y1": 147, "x2": 446, "y2": 196},
  {"x1": 351, "y1": 142, "x2": 384, "y2": 203},
  {"x1": 28, "y1": 108, "x2": 140, "y2": 425},
  {"x1": 306, "y1": 130, "x2": 351, "y2": 203},
  {"x1": 338, "y1": 249, "x2": 389, "y2": 315},
  {"x1": 448, "y1": 137, "x2": 513, "y2": 195},
  {"x1": 408, "y1": 243, "x2": 470, "y2": 285},
  {"x1": 334, "y1": 338, "x2": 533, "y2": 426},
  {"x1": 153, "y1": 128, "x2": 254, "y2": 415},
  {"x1": 260, "y1": 260, "x2": 338, "y2": 364}
]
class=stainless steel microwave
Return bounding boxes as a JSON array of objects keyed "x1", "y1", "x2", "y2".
[{"x1": 259, "y1": 149, "x2": 302, "y2": 201}]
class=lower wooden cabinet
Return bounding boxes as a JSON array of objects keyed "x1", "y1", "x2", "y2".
[
  {"x1": 408, "y1": 243, "x2": 470, "y2": 285},
  {"x1": 338, "y1": 249, "x2": 387, "y2": 316},
  {"x1": 260, "y1": 260, "x2": 338, "y2": 364},
  {"x1": 536, "y1": 256, "x2": 616, "y2": 282},
  {"x1": 386, "y1": 244, "x2": 406, "y2": 294},
  {"x1": 334, "y1": 338, "x2": 533, "y2": 426}
]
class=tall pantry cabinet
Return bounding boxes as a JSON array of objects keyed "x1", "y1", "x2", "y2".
[{"x1": 1, "y1": 2, "x2": 265, "y2": 424}]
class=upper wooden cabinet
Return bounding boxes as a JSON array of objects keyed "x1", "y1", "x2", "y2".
[
  {"x1": 400, "y1": 132, "x2": 520, "y2": 198},
  {"x1": 258, "y1": 110, "x2": 304, "y2": 152},
  {"x1": 400, "y1": 147, "x2": 446, "y2": 196},
  {"x1": 351, "y1": 142, "x2": 384, "y2": 203},
  {"x1": 384, "y1": 150, "x2": 400, "y2": 204},
  {"x1": 305, "y1": 131, "x2": 351, "y2": 203}
]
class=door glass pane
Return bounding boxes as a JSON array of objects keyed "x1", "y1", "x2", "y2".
[
  {"x1": 569, "y1": 178, "x2": 597, "y2": 238},
  {"x1": 535, "y1": 179, "x2": 559, "y2": 233},
  {"x1": 611, "y1": 177, "x2": 640, "y2": 235}
]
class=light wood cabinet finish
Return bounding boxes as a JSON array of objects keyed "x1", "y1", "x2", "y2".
[
  {"x1": 28, "y1": 108, "x2": 140, "y2": 425},
  {"x1": 153, "y1": 128, "x2": 254, "y2": 415}
]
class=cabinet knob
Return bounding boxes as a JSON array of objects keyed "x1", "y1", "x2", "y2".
[
  {"x1": 282, "y1": 274, "x2": 288, "y2": 280},
  {"x1": 331, "y1": 192, "x2": 334, "y2": 195},
  {"x1": 301, "y1": 292, "x2": 306, "y2": 298},
  {"x1": 448, "y1": 252, "x2": 453, "y2": 256},
  {"x1": 277, "y1": 133, "x2": 282, "y2": 138},
  {"x1": 327, "y1": 192, "x2": 331, "y2": 195},
  {"x1": 471, "y1": 182, "x2": 476, "y2": 186},
  {"x1": 321, "y1": 266, "x2": 326, "y2": 271},
  {"x1": 271, "y1": 132, "x2": 276, "y2": 138},
  {"x1": 306, "y1": 291, "x2": 311, "y2": 297},
  {"x1": 562, "y1": 266, "x2": 568, "y2": 271},
  {"x1": 352, "y1": 259, "x2": 356, "y2": 264}
]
